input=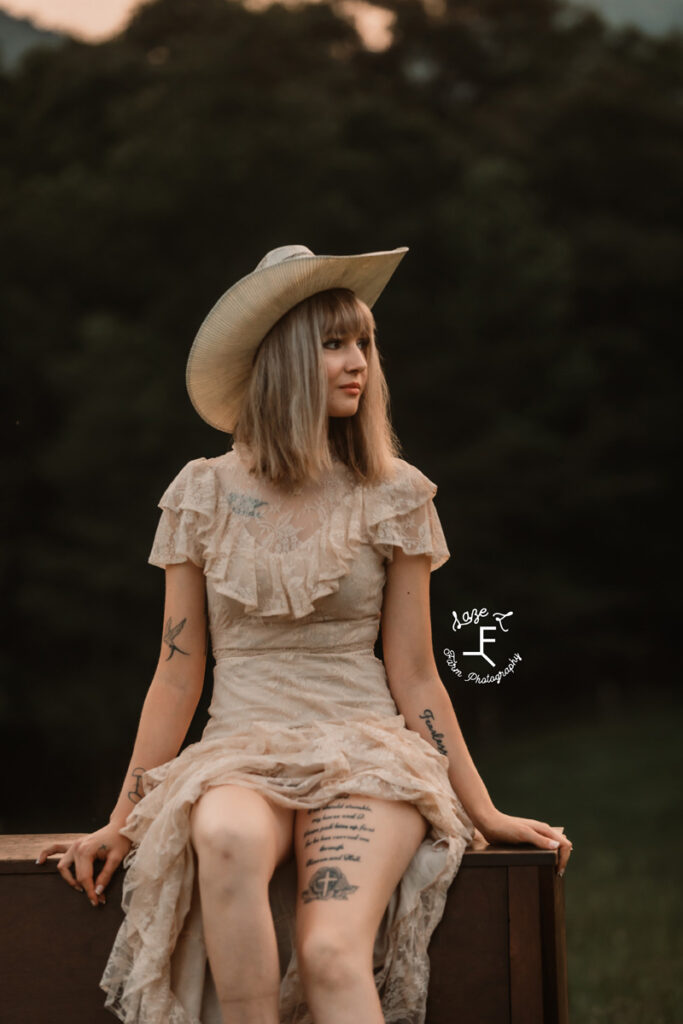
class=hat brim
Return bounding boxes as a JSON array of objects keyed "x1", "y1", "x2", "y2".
[{"x1": 186, "y1": 247, "x2": 409, "y2": 433}]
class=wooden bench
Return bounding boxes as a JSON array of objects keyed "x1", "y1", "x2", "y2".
[{"x1": 0, "y1": 832, "x2": 569, "y2": 1023}]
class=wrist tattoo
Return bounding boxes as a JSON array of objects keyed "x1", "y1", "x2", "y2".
[
  {"x1": 164, "y1": 616, "x2": 189, "y2": 660},
  {"x1": 127, "y1": 766, "x2": 146, "y2": 805},
  {"x1": 418, "y1": 708, "x2": 448, "y2": 756}
]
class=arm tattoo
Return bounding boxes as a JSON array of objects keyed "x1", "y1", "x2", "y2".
[
  {"x1": 127, "y1": 766, "x2": 146, "y2": 805},
  {"x1": 163, "y1": 616, "x2": 189, "y2": 660},
  {"x1": 418, "y1": 708, "x2": 448, "y2": 756}
]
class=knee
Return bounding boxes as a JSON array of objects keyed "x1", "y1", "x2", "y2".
[
  {"x1": 190, "y1": 806, "x2": 270, "y2": 880},
  {"x1": 298, "y1": 930, "x2": 370, "y2": 991}
]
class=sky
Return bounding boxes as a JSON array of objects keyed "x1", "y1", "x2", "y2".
[
  {"x1": 1, "y1": 0, "x2": 681, "y2": 45},
  {"x1": 0, "y1": 0, "x2": 396, "y2": 50}
]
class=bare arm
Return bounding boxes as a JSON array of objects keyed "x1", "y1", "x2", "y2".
[
  {"x1": 381, "y1": 547, "x2": 572, "y2": 875},
  {"x1": 109, "y1": 560, "x2": 208, "y2": 827},
  {"x1": 37, "y1": 560, "x2": 208, "y2": 903}
]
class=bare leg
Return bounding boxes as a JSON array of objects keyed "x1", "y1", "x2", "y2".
[
  {"x1": 190, "y1": 784, "x2": 295, "y2": 1024},
  {"x1": 294, "y1": 793, "x2": 429, "y2": 1024}
]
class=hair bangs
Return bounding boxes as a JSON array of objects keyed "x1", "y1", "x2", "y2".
[
  {"x1": 234, "y1": 286, "x2": 400, "y2": 487},
  {"x1": 317, "y1": 289, "x2": 376, "y2": 344}
]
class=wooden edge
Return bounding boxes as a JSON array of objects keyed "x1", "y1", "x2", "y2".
[
  {"x1": 539, "y1": 858, "x2": 570, "y2": 1024},
  {"x1": 0, "y1": 834, "x2": 92, "y2": 873},
  {"x1": 464, "y1": 824, "x2": 564, "y2": 865},
  {"x1": 466, "y1": 825, "x2": 565, "y2": 852},
  {"x1": 1, "y1": 827, "x2": 565, "y2": 869}
]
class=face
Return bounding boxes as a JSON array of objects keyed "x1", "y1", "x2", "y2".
[{"x1": 322, "y1": 331, "x2": 370, "y2": 418}]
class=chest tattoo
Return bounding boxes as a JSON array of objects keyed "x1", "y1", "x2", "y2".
[{"x1": 227, "y1": 491, "x2": 269, "y2": 518}]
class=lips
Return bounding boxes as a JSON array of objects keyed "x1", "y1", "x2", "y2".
[{"x1": 340, "y1": 384, "x2": 361, "y2": 392}]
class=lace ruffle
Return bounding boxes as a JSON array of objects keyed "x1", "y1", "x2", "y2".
[
  {"x1": 148, "y1": 457, "x2": 218, "y2": 570},
  {"x1": 363, "y1": 460, "x2": 450, "y2": 570},
  {"x1": 148, "y1": 454, "x2": 451, "y2": 619},
  {"x1": 101, "y1": 715, "x2": 474, "y2": 1024}
]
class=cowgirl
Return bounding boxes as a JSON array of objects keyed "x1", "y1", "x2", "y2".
[{"x1": 39, "y1": 244, "x2": 572, "y2": 1024}]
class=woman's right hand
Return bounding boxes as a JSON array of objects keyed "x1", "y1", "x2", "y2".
[{"x1": 36, "y1": 823, "x2": 133, "y2": 907}]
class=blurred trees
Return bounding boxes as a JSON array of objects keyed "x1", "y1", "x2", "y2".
[{"x1": 1, "y1": 0, "x2": 680, "y2": 827}]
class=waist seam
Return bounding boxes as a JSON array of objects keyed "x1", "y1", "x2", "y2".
[{"x1": 213, "y1": 641, "x2": 375, "y2": 657}]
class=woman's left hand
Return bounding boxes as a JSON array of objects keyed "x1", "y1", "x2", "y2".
[{"x1": 476, "y1": 809, "x2": 573, "y2": 877}]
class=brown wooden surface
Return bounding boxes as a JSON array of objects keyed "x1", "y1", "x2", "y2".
[
  {"x1": 509, "y1": 865, "x2": 544, "y2": 1024},
  {"x1": 1, "y1": 838, "x2": 125, "y2": 1023},
  {"x1": 539, "y1": 850, "x2": 571, "y2": 1024},
  {"x1": 428, "y1": 864, "x2": 511, "y2": 1022},
  {"x1": 1, "y1": 833, "x2": 569, "y2": 1024}
]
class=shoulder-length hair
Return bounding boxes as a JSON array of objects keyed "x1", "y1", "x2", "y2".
[{"x1": 232, "y1": 287, "x2": 402, "y2": 490}]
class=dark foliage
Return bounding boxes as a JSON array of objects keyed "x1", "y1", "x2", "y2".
[{"x1": 1, "y1": 0, "x2": 680, "y2": 828}]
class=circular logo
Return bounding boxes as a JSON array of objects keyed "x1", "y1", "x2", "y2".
[{"x1": 443, "y1": 606, "x2": 522, "y2": 685}]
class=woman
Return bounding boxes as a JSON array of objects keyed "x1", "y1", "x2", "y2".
[{"x1": 38, "y1": 244, "x2": 572, "y2": 1024}]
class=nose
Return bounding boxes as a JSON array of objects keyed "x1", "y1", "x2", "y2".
[{"x1": 346, "y1": 342, "x2": 367, "y2": 372}]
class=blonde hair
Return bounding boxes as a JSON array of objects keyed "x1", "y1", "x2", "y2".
[{"x1": 233, "y1": 288, "x2": 402, "y2": 489}]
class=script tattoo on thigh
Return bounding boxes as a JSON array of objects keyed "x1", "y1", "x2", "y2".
[
  {"x1": 301, "y1": 866, "x2": 359, "y2": 903},
  {"x1": 302, "y1": 800, "x2": 376, "y2": 870}
]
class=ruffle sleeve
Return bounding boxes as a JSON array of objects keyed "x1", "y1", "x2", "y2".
[
  {"x1": 148, "y1": 458, "x2": 218, "y2": 570},
  {"x1": 147, "y1": 453, "x2": 450, "y2": 614},
  {"x1": 363, "y1": 458, "x2": 451, "y2": 571}
]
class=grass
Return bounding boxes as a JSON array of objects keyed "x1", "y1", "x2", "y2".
[{"x1": 474, "y1": 693, "x2": 683, "y2": 1024}]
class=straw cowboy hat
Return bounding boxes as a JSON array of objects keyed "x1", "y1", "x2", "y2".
[{"x1": 186, "y1": 243, "x2": 409, "y2": 433}]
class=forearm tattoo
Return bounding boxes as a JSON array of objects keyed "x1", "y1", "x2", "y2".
[
  {"x1": 300, "y1": 800, "x2": 375, "y2": 903},
  {"x1": 418, "y1": 708, "x2": 448, "y2": 756},
  {"x1": 163, "y1": 616, "x2": 189, "y2": 660},
  {"x1": 127, "y1": 766, "x2": 146, "y2": 805}
]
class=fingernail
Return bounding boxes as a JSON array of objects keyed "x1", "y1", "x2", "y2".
[
  {"x1": 90, "y1": 899, "x2": 98, "y2": 907},
  {"x1": 549, "y1": 840, "x2": 560, "y2": 848},
  {"x1": 35, "y1": 858, "x2": 41, "y2": 864},
  {"x1": 95, "y1": 885, "x2": 104, "y2": 895},
  {"x1": 76, "y1": 886, "x2": 84, "y2": 893},
  {"x1": 558, "y1": 869, "x2": 564, "y2": 877}
]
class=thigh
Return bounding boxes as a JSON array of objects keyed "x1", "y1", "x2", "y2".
[
  {"x1": 190, "y1": 783, "x2": 295, "y2": 877},
  {"x1": 294, "y1": 793, "x2": 429, "y2": 948}
]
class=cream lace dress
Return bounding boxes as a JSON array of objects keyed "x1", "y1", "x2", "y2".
[{"x1": 100, "y1": 440, "x2": 475, "y2": 1024}]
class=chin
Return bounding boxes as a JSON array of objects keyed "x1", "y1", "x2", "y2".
[{"x1": 328, "y1": 409, "x2": 359, "y2": 419}]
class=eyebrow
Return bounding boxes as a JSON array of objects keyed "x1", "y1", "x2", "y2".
[{"x1": 325, "y1": 331, "x2": 370, "y2": 339}]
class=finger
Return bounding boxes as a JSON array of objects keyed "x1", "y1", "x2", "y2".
[
  {"x1": 524, "y1": 826, "x2": 562, "y2": 851},
  {"x1": 94, "y1": 853, "x2": 124, "y2": 898},
  {"x1": 530, "y1": 822, "x2": 569, "y2": 851},
  {"x1": 73, "y1": 846, "x2": 99, "y2": 906},
  {"x1": 557, "y1": 837, "x2": 573, "y2": 876},
  {"x1": 56, "y1": 854, "x2": 85, "y2": 894},
  {"x1": 526, "y1": 830, "x2": 557, "y2": 850},
  {"x1": 35, "y1": 843, "x2": 69, "y2": 864}
]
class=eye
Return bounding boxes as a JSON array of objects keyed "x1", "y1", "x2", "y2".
[{"x1": 322, "y1": 335, "x2": 370, "y2": 351}]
